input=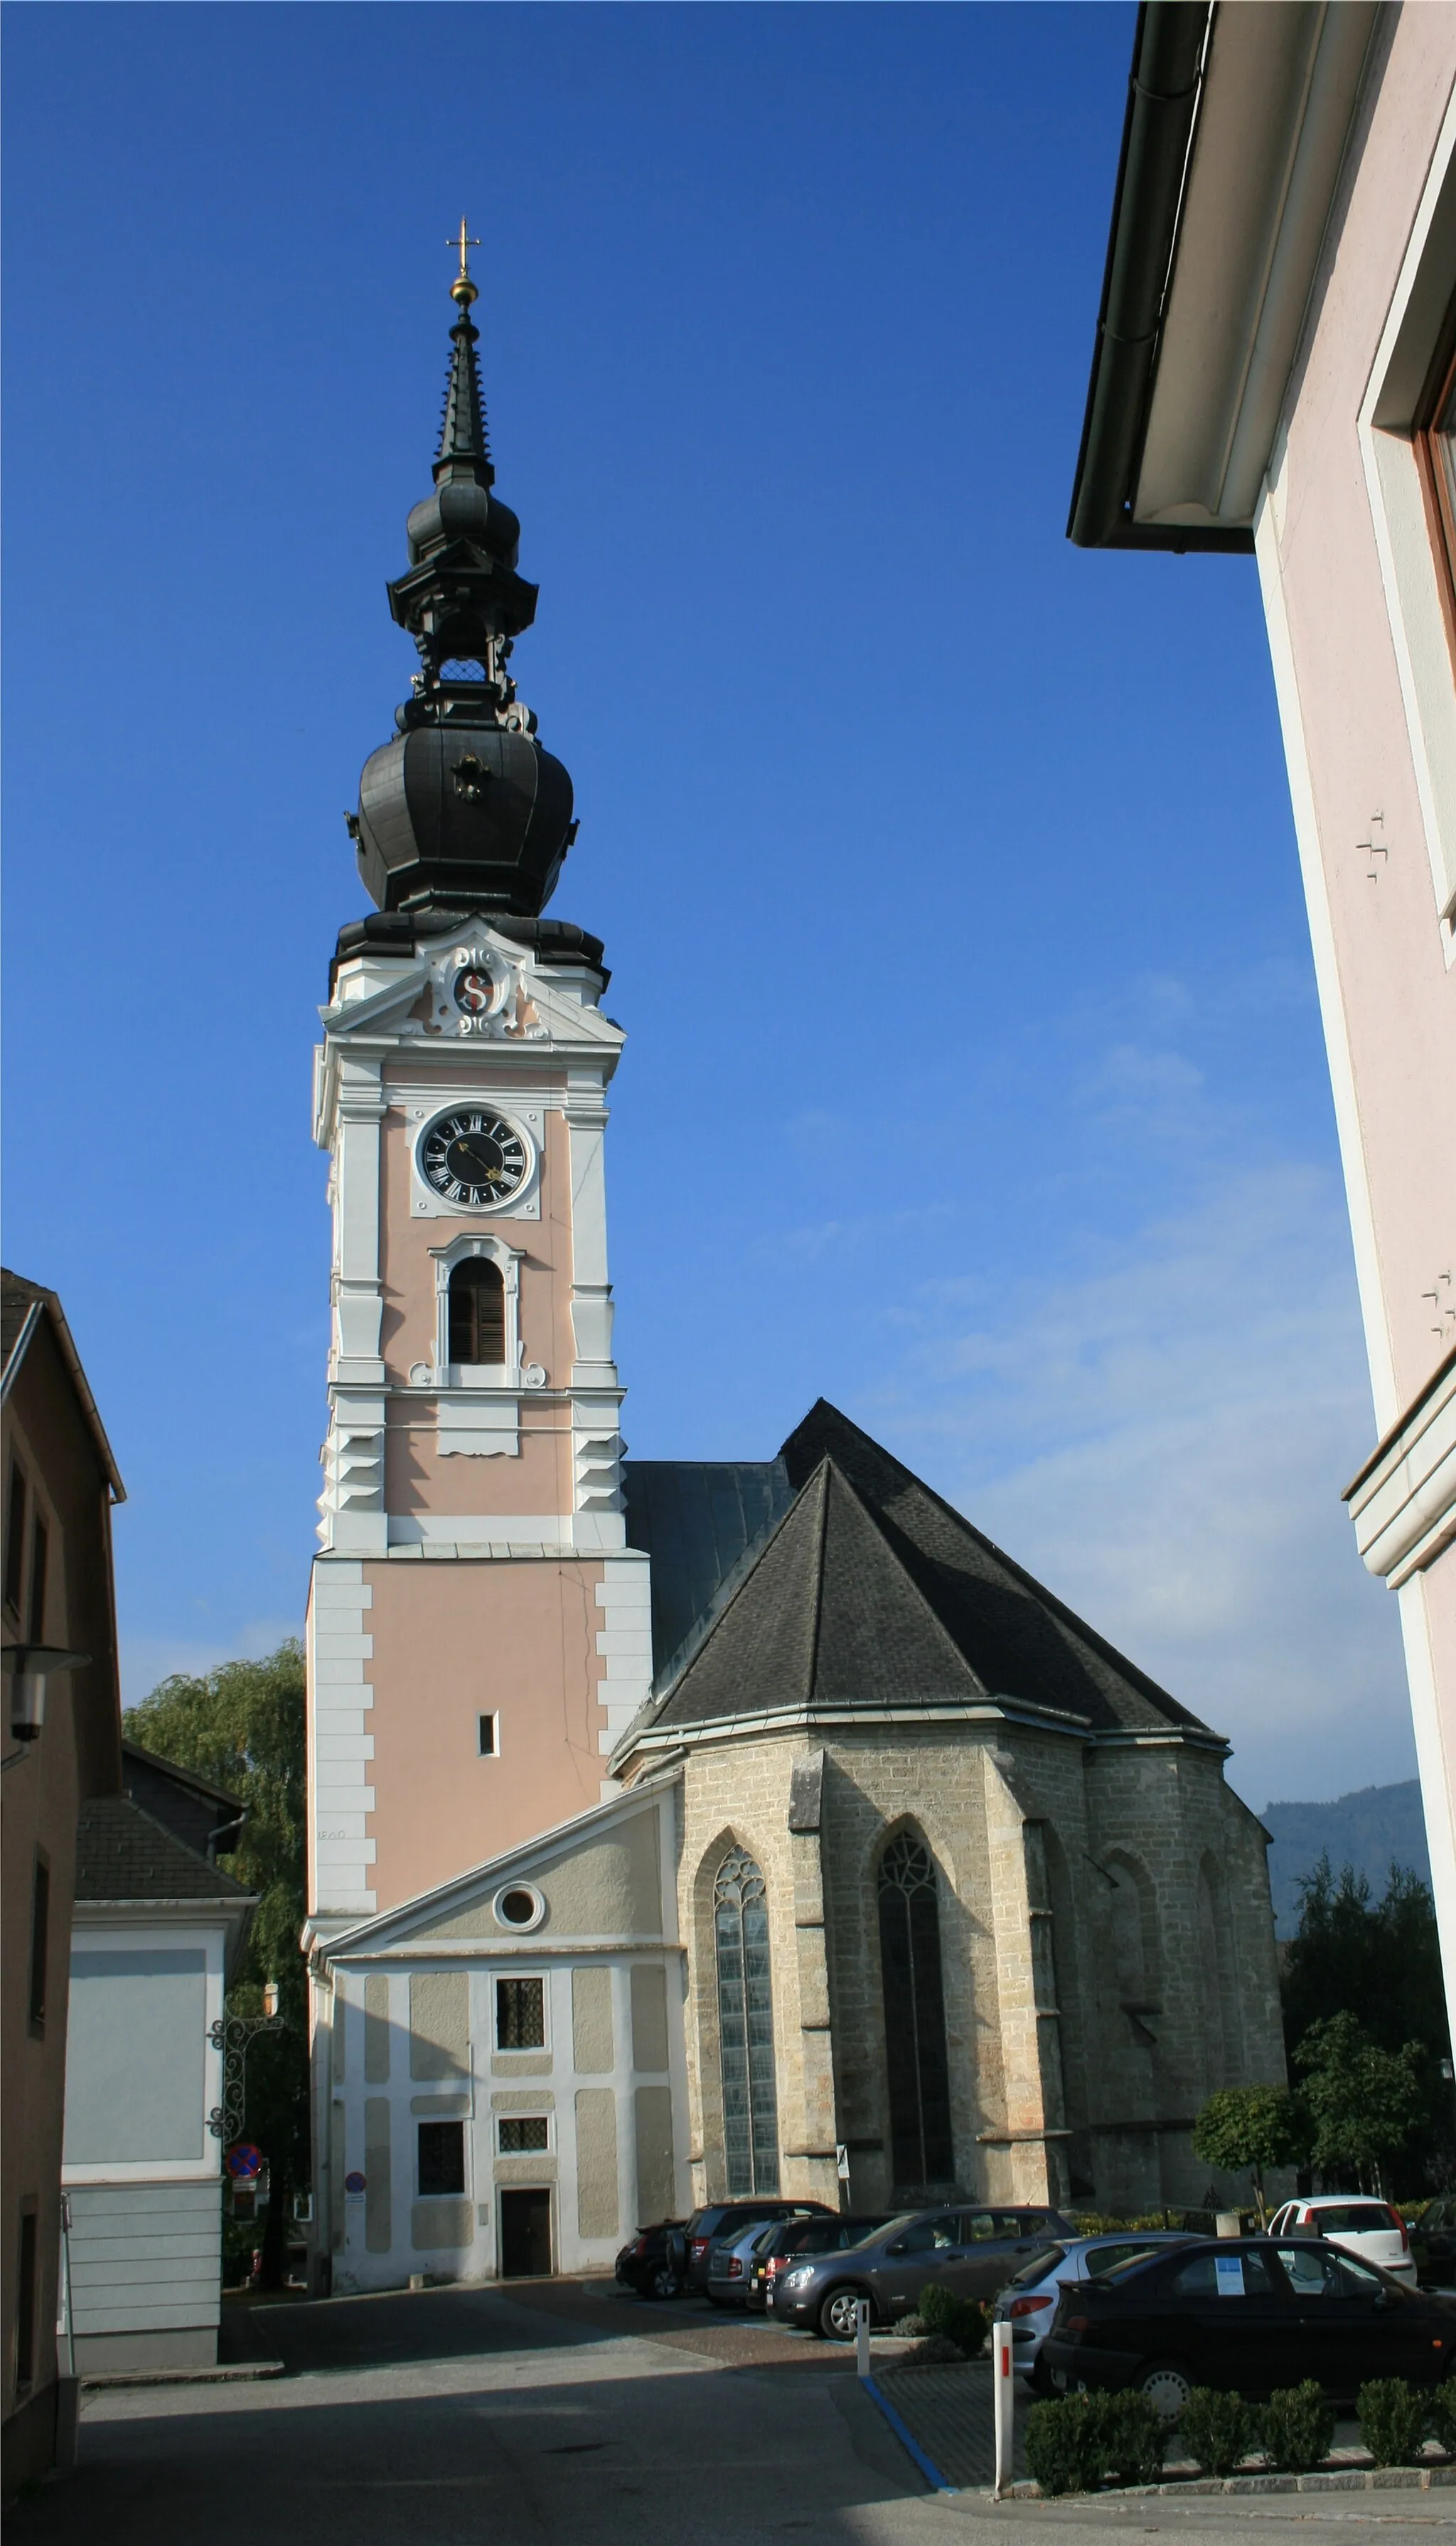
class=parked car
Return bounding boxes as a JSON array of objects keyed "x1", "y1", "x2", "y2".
[
  {"x1": 615, "y1": 2218, "x2": 689, "y2": 2300},
  {"x1": 771, "y1": 2203, "x2": 1071, "y2": 2341},
  {"x1": 1039, "y1": 2235, "x2": 1456, "y2": 2420},
  {"x1": 749, "y1": 2215, "x2": 892, "y2": 2313},
  {"x1": 684, "y1": 2200, "x2": 835, "y2": 2292},
  {"x1": 707, "y1": 2218, "x2": 787, "y2": 2308},
  {"x1": 992, "y1": 2233, "x2": 1198, "y2": 2388},
  {"x1": 1410, "y1": 2198, "x2": 1456, "y2": 2289},
  {"x1": 1265, "y1": 2197, "x2": 1416, "y2": 2287}
]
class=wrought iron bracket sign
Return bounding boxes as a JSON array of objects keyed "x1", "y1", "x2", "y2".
[{"x1": 208, "y1": 2007, "x2": 284, "y2": 2143}]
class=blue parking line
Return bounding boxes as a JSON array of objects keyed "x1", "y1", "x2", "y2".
[{"x1": 862, "y1": 2375, "x2": 959, "y2": 2494}]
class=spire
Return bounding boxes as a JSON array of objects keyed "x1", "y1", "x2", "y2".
[
  {"x1": 350, "y1": 235, "x2": 578, "y2": 922},
  {"x1": 437, "y1": 302, "x2": 492, "y2": 476},
  {"x1": 437, "y1": 222, "x2": 491, "y2": 479}
]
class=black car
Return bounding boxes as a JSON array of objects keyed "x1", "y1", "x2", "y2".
[
  {"x1": 1411, "y1": 2198, "x2": 1456, "y2": 2289},
  {"x1": 615, "y1": 2218, "x2": 688, "y2": 2300},
  {"x1": 1039, "y1": 2235, "x2": 1456, "y2": 2420},
  {"x1": 771, "y1": 2203, "x2": 1071, "y2": 2340},
  {"x1": 683, "y1": 2200, "x2": 835, "y2": 2293},
  {"x1": 747, "y1": 2214, "x2": 892, "y2": 2313}
]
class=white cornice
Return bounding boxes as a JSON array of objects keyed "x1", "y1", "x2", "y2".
[{"x1": 1345, "y1": 1347, "x2": 1456, "y2": 1587}]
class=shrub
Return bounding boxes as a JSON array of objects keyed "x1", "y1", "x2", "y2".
[
  {"x1": 905, "y1": 2333, "x2": 968, "y2": 2367},
  {"x1": 1022, "y1": 2390, "x2": 1165, "y2": 2494},
  {"x1": 918, "y1": 2282, "x2": 987, "y2": 2357},
  {"x1": 1099, "y1": 2390, "x2": 1167, "y2": 2486},
  {"x1": 1428, "y1": 2380, "x2": 1456, "y2": 2459},
  {"x1": 1024, "y1": 2395, "x2": 1105, "y2": 2496},
  {"x1": 1180, "y1": 2387, "x2": 1256, "y2": 2478},
  {"x1": 1356, "y1": 2380, "x2": 1429, "y2": 2468},
  {"x1": 1256, "y1": 2382, "x2": 1335, "y2": 2473},
  {"x1": 892, "y1": 2312, "x2": 926, "y2": 2338}
]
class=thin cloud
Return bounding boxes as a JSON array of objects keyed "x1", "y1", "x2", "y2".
[{"x1": 876, "y1": 1160, "x2": 1412, "y2": 1810}]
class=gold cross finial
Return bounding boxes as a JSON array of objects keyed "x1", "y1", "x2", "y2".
[{"x1": 449, "y1": 218, "x2": 481, "y2": 308}]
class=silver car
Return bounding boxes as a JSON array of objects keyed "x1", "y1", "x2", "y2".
[
  {"x1": 992, "y1": 2232, "x2": 1197, "y2": 2385},
  {"x1": 706, "y1": 2217, "x2": 781, "y2": 2308}
]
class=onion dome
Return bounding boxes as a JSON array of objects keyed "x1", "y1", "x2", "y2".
[{"x1": 350, "y1": 228, "x2": 577, "y2": 917}]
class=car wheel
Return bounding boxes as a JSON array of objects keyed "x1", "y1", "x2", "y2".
[
  {"x1": 646, "y1": 2264, "x2": 682, "y2": 2301},
  {"x1": 818, "y1": 2286, "x2": 867, "y2": 2343},
  {"x1": 1135, "y1": 2361, "x2": 1194, "y2": 2424}
]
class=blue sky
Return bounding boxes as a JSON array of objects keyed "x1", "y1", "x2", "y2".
[{"x1": 2, "y1": 1, "x2": 1411, "y2": 1810}]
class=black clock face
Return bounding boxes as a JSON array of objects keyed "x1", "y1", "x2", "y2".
[{"x1": 420, "y1": 1111, "x2": 528, "y2": 1208}]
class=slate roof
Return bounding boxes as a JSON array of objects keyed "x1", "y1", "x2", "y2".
[
  {"x1": 630, "y1": 1400, "x2": 1211, "y2": 1745},
  {"x1": 623, "y1": 1458, "x2": 795, "y2": 1684},
  {"x1": 74, "y1": 1796, "x2": 255, "y2": 1904}
]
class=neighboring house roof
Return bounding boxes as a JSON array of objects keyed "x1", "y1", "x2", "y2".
[
  {"x1": 0, "y1": 1267, "x2": 125, "y2": 1500},
  {"x1": 121, "y1": 1741, "x2": 246, "y2": 1860},
  {"x1": 622, "y1": 1400, "x2": 1214, "y2": 1751},
  {"x1": 74, "y1": 1796, "x2": 254, "y2": 1904}
]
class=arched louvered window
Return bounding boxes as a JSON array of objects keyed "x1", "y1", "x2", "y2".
[
  {"x1": 449, "y1": 1257, "x2": 505, "y2": 1365},
  {"x1": 714, "y1": 1847, "x2": 780, "y2": 2196},
  {"x1": 878, "y1": 1833, "x2": 954, "y2": 2192}
]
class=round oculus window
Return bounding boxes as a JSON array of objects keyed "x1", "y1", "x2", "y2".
[
  {"x1": 496, "y1": 1886, "x2": 540, "y2": 1929},
  {"x1": 419, "y1": 1108, "x2": 529, "y2": 1209}
]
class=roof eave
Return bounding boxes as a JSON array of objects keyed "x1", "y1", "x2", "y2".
[
  {"x1": 1069, "y1": 0, "x2": 1379, "y2": 551},
  {"x1": 0, "y1": 1274, "x2": 127, "y2": 1500}
]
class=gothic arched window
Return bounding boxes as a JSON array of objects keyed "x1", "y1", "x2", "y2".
[
  {"x1": 878, "y1": 1833, "x2": 954, "y2": 2192},
  {"x1": 713, "y1": 1846, "x2": 780, "y2": 2196},
  {"x1": 449, "y1": 1257, "x2": 505, "y2": 1365}
]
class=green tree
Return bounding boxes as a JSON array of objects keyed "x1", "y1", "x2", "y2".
[
  {"x1": 1292, "y1": 2012, "x2": 1425, "y2": 2195},
  {"x1": 1191, "y1": 2084, "x2": 1306, "y2": 2222},
  {"x1": 1280, "y1": 1856, "x2": 1452, "y2": 2190},
  {"x1": 124, "y1": 1642, "x2": 308, "y2": 2288},
  {"x1": 1282, "y1": 1856, "x2": 1448, "y2": 2060}
]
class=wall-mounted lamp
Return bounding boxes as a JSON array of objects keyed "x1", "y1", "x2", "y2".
[
  {"x1": 262, "y1": 1981, "x2": 280, "y2": 2020},
  {"x1": 3, "y1": 1646, "x2": 90, "y2": 1743}
]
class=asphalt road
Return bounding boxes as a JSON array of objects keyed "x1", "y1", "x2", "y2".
[{"x1": 10, "y1": 2281, "x2": 1453, "y2": 2546}]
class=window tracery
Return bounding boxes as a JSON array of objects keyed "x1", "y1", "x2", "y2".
[{"x1": 713, "y1": 1846, "x2": 779, "y2": 2196}]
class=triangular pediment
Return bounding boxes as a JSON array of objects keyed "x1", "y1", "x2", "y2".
[{"x1": 318, "y1": 1779, "x2": 677, "y2": 1963}]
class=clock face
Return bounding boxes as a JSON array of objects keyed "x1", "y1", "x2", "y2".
[{"x1": 419, "y1": 1109, "x2": 529, "y2": 1208}]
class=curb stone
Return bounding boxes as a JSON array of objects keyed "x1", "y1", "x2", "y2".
[
  {"x1": 1000, "y1": 2465, "x2": 1456, "y2": 2499},
  {"x1": 82, "y1": 2360, "x2": 286, "y2": 2389}
]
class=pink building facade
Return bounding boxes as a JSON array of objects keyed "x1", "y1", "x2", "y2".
[{"x1": 1072, "y1": 1, "x2": 1456, "y2": 2028}]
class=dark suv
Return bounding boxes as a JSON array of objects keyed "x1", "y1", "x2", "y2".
[
  {"x1": 771, "y1": 2203, "x2": 1071, "y2": 2340},
  {"x1": 685, "y1": 2200, "x2": 835, "y2": 2292},
  {"x1": 615, "y1": 2219, "x2": 689, "y2": 2300}
]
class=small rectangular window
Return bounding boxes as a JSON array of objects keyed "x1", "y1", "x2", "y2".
[
  {"x1": 417, "y1": 2120, "x2": 466, "y2": 2196},
  {"x1": 498, "y1": 2114, "x2": 550, "y2": 2154},
  {"x1": 4, "y1": 1466, "x2": 26, "y2": 1617},
  {"x1": 14, "y1": 2211, "x2": 37, "y2": 2390},
  {"x1": 28, "y1": 1858, "x2": 49, "y2": 2033},
  {"x1": 478, "y1": 1713, "x2": 498, "y2": 1757},
  {"x1": 496, "y1": 1976, "x2": 545, "y2": 2050},
  {"x1": 26, "y1": 1517, "x2": 48, "y2": 1643}
]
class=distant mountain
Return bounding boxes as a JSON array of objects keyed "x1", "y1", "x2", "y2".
[{"x1": 1261, "y1": 1780, "x2": 1431, "y2": 1935}]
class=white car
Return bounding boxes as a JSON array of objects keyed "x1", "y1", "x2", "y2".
[{"x1": 1265, "y1": 2197, "x2": 1416, "y2": 2286}]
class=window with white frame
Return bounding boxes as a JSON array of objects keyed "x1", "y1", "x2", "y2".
[
  {"x1": 417, "y1": 2119, "x2": 466, "y2": 2196},
  {"x1": 495, "y1": 1974, "x2": 545, "y2": 2050},
  {"x1": 496, "y1": 2112, "x2": 550, "y2": 2155}
]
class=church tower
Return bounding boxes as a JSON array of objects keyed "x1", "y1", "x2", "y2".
[{"x1": 304, "y1": 243, "x2": 652, "y2": 1939}]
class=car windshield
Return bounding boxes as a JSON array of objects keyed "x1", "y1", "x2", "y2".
[
  {"x1": 1315, "y1": 2204, "x2": 1396, "y2": 2234},
  {"x1": 1009, "y1": 2245, "x2": 1066, "y2": 2286},
  {"x1": 1085, "y1": 2242, "x2": 1167, "y2": 2279},
  {"x1": 849, "y1": 2212, "x2": 916, "y2": 2249}
]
